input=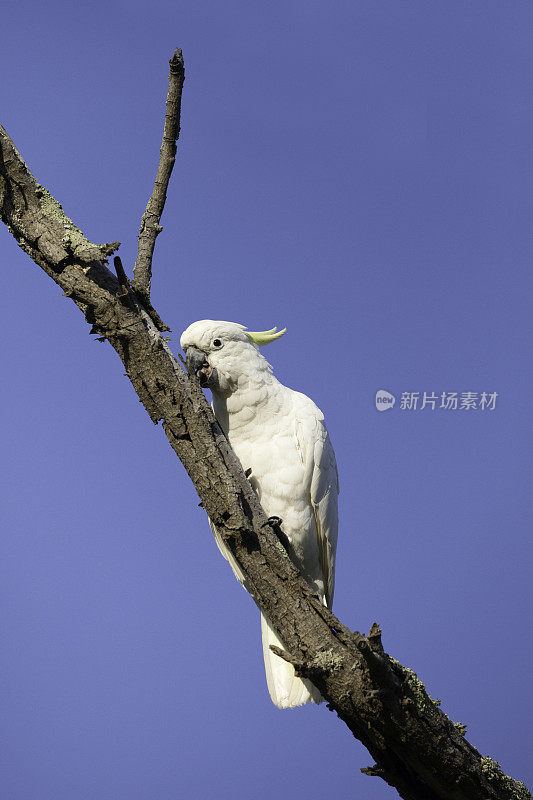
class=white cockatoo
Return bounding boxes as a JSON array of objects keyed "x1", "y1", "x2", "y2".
[{"x1": 180, "y1": 320, "x2": 339, "y2": 708}]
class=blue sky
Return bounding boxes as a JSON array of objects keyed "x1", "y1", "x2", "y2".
[{"x1": 1, "y1": 2, "x2": 532, "y2": 798}]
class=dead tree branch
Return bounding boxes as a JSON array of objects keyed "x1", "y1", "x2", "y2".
[
  {"x1": 132, "y1": 47, "x2": 184, "y2": 309},
  {"x1": 0, "y1": 53, "x2": 530, "y2": 800}
]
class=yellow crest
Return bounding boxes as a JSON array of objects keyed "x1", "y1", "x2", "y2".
[{"x1": 246, "y1": 326, "x2": 287, "y2": 346}]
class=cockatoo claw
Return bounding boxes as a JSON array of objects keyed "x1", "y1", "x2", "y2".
[{"x1": 265, "y1": 517, "x2": 291, "y2": 555}]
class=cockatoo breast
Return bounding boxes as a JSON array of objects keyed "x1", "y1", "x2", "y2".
[{"x1": 213, "y1": 376, "x2": 319, "y2": 590}]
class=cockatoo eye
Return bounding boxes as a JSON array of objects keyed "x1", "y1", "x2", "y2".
[{"x1": 212, "y1": 338, "x2": 223, "y2": 349}]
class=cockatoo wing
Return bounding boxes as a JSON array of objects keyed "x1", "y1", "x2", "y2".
[
  {"x1": 293, "y1": 391, "x2": 339, "y2": 607},
  {"x1": 208, "y1": 400, "x2": 247, "y2": 585},
  {"x1": 208, "y1": 519, "x2": 246, "y2": 585}
]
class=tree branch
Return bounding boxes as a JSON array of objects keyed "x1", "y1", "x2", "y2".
[
  {"x1": 0, "y1": 55, "x2": 530, "y2": 800},
  {"x1": 132, "y1": 48, "x2": 185, "y2": 308}
]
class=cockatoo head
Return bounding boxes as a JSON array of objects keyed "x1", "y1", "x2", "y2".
[{"x1": 180, "y1": 320, "x2": 286, "y2": 395}]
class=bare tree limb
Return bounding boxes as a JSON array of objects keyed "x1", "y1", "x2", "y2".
[
  {"x1": 0, "y1": 53, "x2": 530, "y2": 800},
  {"x1": 132, "y1": 47, "x2": 185, "y2": 309},
  {"x1": 114, "y1": 255, "x2": 130, "y2": 294}
]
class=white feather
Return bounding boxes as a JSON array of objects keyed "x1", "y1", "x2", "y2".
[{"x1": 180, "y1": 321, "x2": 339, "y2": 708}]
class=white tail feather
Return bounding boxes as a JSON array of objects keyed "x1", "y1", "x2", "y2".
[
  {"x1": 210, "y1": 520, "x2": 323, "y2": 708},
  {"x1": 261, "y1": 613, "x2": 322, "y2": 708}
]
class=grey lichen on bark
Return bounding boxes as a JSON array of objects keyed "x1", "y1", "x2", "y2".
[{"x1": 0, "y1": 52, "x2": 530, "y2": 800}]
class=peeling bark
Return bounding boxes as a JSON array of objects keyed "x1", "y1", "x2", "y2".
[{"x1": 0, "y1": 58, "x2": 530, "y2": 800}]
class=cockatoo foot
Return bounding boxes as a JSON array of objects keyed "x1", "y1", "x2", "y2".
[{"x1": 265, "y1": 517, "x2": 291, "y2": 554}]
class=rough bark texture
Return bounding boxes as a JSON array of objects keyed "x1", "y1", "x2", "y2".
[
  {"x1": 0, "y1": 61, "x2": 530, "y2": 800},
  {"x1": 132, "y1": 48, "x2": 184, "y2": 318}
]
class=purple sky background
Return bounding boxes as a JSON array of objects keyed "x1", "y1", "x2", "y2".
[{"x1": 2, "y1": 2, "x2": 532, "y2": 798}]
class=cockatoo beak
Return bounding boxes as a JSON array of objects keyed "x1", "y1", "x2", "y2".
[
  {"x1": 185, "y1": 346, "x2": 206, "y2": 373},
  {"x1": 185, "y1": 346, "x2": 213, "y2": 387}
]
